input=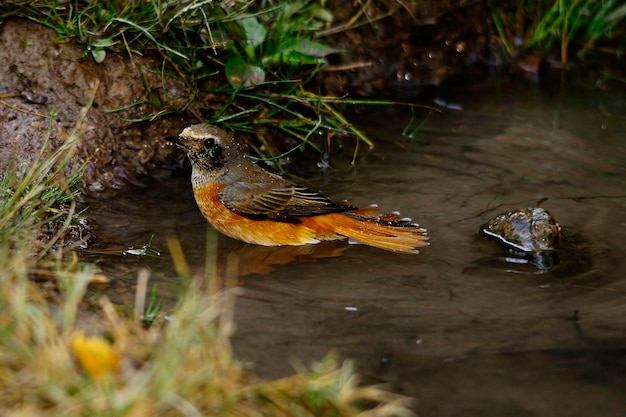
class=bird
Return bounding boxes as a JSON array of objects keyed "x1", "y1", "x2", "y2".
[{"x1": 164, "y1": 124, "x2": 429, "y2": 254}]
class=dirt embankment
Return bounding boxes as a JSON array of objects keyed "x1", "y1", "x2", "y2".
[{"x1": 0, "y1": 19, "x2": 190, "y2": 194}]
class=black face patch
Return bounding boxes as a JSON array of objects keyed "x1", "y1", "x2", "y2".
[
  {"x1": 208, "y1": 143, "x2": 223, "y2": 161},
  {"x1": 196, "y1": 138, "x2": 226, "y2": 170}
]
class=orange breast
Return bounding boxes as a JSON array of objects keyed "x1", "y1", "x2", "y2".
[
  {"x1": 192, "y1": 183, "x2": 428, "y2": 253},
  {"x1": 193, "y1": 183, "x2": 344, "y2": 246}
]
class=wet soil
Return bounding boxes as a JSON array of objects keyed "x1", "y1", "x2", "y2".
[
  {"x1": 84, "y1": 75, "x2": 626, "y2": 416},
  {"x1": 0, "y1": 19, "x2": 189, "y2": 193}
]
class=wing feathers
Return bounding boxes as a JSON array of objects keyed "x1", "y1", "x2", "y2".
[{"x1": 220, "y1": 182, "x2": 349, "y2": 221}]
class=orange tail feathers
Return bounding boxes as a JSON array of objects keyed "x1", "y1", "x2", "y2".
[{"x1": 313, "y1": 212, "x2": 429, "y2": 254}]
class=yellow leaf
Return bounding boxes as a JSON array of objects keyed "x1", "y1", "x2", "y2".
[{"x1": 71, "y1": 331, "x2": 120, "y2": 378}]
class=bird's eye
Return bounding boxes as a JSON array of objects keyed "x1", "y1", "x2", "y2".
[{"x1": 204, "y1": 138, "x2": 215, "y2": 148}]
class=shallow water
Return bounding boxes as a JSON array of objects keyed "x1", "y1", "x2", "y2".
[{"x1": 86, "y1": 75, "x2": 626, "y2": 417}]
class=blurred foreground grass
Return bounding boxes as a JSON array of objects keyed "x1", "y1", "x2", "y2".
[{"x1": 0, "y1": 258, "x2": 414, "y2": 416}]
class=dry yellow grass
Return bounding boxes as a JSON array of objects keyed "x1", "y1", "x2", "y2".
[{"x1": 0, "y1": 259, "x2": 415, "y2": 417}]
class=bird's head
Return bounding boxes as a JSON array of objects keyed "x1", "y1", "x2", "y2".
[{"x1": 165, "y1": 124, "x2": 236, "y2": 171}]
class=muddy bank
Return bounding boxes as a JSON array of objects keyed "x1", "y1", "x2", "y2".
[{"x1": 0, "y1": 19, "x2": 188, "y2": 193}]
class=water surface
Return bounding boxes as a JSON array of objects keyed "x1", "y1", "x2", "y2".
[{"x1": 87, "y1": 75, "x2": 626, "y2": 417}]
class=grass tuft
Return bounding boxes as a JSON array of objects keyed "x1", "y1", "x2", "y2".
[
  {"x1": 0, "y1": 116, "x2": 86, "y2": 267},
  {"x1": 491, "y1": 0, "x2": 626, "y2": 64}
]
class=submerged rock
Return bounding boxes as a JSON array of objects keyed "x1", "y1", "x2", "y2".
[
  {"x1": 478, "y1": 207, "x2": 563, "y2": 273},
  {"x1": 480, "y1": 207, "x2": 562, "y2": 252}
]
